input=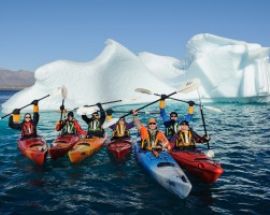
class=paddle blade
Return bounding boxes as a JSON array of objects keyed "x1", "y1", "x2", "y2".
[
  {"x1": 60, "y1": 85, "x2": 68, "y2": 99},
  {"x1": 178, "y1": 79, "x2": 201, "y2": 94},
  {"x1": 204, "y1": 105, "x2": 223, "y2": 113},
  {"x1": 135, "y1": 88, "x2": 153, "y2": 95},
  {"x1": 205, "y1": 150, "x2": 215, "y2": 158}
]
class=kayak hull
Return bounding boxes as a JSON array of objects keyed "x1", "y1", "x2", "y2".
[
  {"x1": 68, "y1": 137, "x2": 105, "y2": 164},
  {"x1": 170, "y1": 150, "x2": 224, "y2": 183},
  {"x1": 17, "y1": 136, "x2": 48, "y2": 166},
  {"x1": 135, "y1": 143, "x2": 192, "y2": 199},
  {"x1": 49, "y1": 135, "x2": 80, "y2": 160},
  {"x1": 107, "y1": 138, "x2": 132, "y2": 161}
]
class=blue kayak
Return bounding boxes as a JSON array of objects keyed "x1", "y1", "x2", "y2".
[{"x1": 135, "y1": 143, "x2": 192, "y2": 199}]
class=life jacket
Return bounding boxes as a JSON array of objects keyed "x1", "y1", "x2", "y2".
[
  {"x1": 62, "y1": 120, "x2": 76, "y2": 135},
  {"x1": 165, "y1": 121, "x2": 179, "y2": 138},
  {"x1": 21, "y1": 121, "x2": 36, "y2": 138},
  {"x1": 88, "y1": 119, "x2": 103, "y2": 132},
  {"x1": 141, "y1": 129, "x2": 160, "y2": 150},
  {"x1": 113, "y1": 123, "x2": 130, "y2": 138},
  {"x1": 175, "y1": 130, "x2": 194, "y2": 147}
]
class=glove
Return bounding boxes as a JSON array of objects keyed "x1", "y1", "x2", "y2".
[
  {"x1": 160, "y1": 94, "x2": 167, "y2": 100},
  {"x1": 31, "y1": 100, "x2": 39, "y2": 105},
  {"x1": 60, "y1": 105, "x2": 65, "y2": 111},
  {"x1": 188, "y1": 101, "x2": 195, "y2": 106},
  {"x1": 12, "y1": 108, "x2": 21, "y2": 115},
  {"x1": 131, "y1": 110, "x2": 138, "y2": 116},
  {"x1": 159, "y1": 100, "x2": 166, "y2": 109}
]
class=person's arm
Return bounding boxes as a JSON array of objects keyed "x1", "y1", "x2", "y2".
[
  {"x1": 55, "y1": 120, "x2": 64, "y2": 131},
  {"x1": 74, "y1": 120, "x2": 87, "y2": 136},
  {"x1": 191, "y1": 129, "x2": 210, "y2": 143},
  {"x1": 81, "y1": 114, "x2": 90, "y2": 124},
  {"x1": 97, "y1": 103, "x2": 106, "y2": 125},
  {"x1": 159, "y1": 99, "x2": 170, "y2": 122},
  {"x1": 31, "y1": 100, "x2": 39, "y2": 126},
  {"x1": 126, "y1": 121, "x2": 134, "y2": 129},
  {"x1": 158, "y1": 132, "x2": 171, "y2": 151},
  {"x1": 8, "y1": 109, "x2": 22, "y2": 130},
  {"x1": 133, "y1": 115, "x2": 142, "y2": 130}
]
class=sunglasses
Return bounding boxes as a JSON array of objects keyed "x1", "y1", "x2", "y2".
[
  {"x1": 25, "y1": 116, "x2": 31, "y2": 119},
  {"x1": 148, "y1": 122, "x2": 156, "y2": 125},
  {"x1": 170, "y1": 115, "x2": 177, "y2": 118}
]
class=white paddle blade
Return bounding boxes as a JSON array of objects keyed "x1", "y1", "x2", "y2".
[
  {"x1": 204, "y1": 105, "x2": 223, "y2": 113},
  {"x1": 102, "y1": 117, "x2": 119, "y2": 129},
  {"x1": 178, "y1": 79, "x2": 201, "y2": 94},
  {"x1": 76, "y1": 106, "x2": 98, "y2": 115},
  {"x1": 206, "y1": 150, "x2": 215, "y2": 158},
  {"x1": 135, "y1": 88, "x2": 153, "y2": 95},
  {"x1": 61, "y1": 85, "x2": 68, "y2": 99}
]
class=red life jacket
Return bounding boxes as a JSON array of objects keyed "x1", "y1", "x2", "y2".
[{"x1": 21, "y1": 121, "x2": 36, "y2": 138}]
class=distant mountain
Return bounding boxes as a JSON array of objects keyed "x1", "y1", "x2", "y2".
[{"x1": 0, "y1": 69, "x2": 35, "y2": 90}]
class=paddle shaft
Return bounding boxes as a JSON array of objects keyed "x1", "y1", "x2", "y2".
[
  {"x1": 84, "y1": 100, "x2": 122, "y2": 108},
  {"x1": 0, "y1": 94, "x2": 50, "y2": 120}
]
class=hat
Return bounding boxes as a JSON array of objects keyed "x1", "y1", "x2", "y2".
[{"x1": 67, "y1": 111, "x2": 74, "y2": 117}]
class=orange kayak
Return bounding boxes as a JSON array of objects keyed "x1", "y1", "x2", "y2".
[
  {"x1": 17, "y1": 136, "x2": 48, "y2": 166},
  {"x1": 49, "y1": 135, "x2": 80, "y2": 160},
  {"x1": 68, "y1": 137, "x2": 106, "y2": 164}
]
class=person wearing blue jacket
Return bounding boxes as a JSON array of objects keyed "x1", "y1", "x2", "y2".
[{"x1": 159, "y1": 95, "x2": 195, "y2": 141}]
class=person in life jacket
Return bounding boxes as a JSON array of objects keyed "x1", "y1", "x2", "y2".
[
  {"x1": 133, "y1": 111, "x2": 171, "y2": 155},
  {"x1": 9, "y1": 100, "x2": 40, "y2": 139},
  {"x1": 159, "y1": 95, "x2": 195, "y2": 141},
  {"x1": 109, "y1": 117, "x2": 134, "y2": 140},
  {"x1": 55, "y1": 109, "x2": 86, "y2": 136},
  {"x1": 81, "y1": 103, "x2": 105, "y2": 138},
  {"x1": 171, "y1": 120, "x2": 210, "y2": 149}
]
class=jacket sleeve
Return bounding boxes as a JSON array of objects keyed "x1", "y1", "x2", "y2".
[
  {"x1": 191, "y1": 129, "x2": 206, "y2": 143},
  {"x1": 82, "y1": 115, "x2": 90, "y2": 124},
  {"x1": 74, "y1": 120, "x2": 87, "y2": 136},
  {"x1": 55, "y1": 121, "x2": 64, "y2": 131},
  {"x1": 126, "y1": 121, "x2": 134, "y2": 129},
  {"x1": 8, "y1": 116, "x2": 22, "y2": 130},
  {"x1": 32, "y1": 112, "x2": 39, "y2": 126},
  {"x1": 160, "y1": 108, "x2": 170, "y2": 123}
]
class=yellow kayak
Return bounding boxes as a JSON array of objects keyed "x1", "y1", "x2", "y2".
[{"x1": 68, "y1": 137, "x2": 105, "y2": 164}]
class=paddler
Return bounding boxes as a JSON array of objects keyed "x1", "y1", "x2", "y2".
[
  {"x1": 110, "y1": 117, "x2": 134, "y2": 140},
  {"x1": 9, "y1": 100, "x2": 40, "y2": 139},
  {"x1": 56, "y1": 106, "x2": 86, "y2": 136},
  {"x1": 171, "y1": 120, "x2": 210, "y2": 149},
  {"x1": 133, "y1": 111, "x2": 171, "y2": 156},
  {"x1": 159, "y1": 95, "x2": 195, "y2": 141},
  {"x1": 81, "y1": 103, "x2": 106, "y2": 138}
]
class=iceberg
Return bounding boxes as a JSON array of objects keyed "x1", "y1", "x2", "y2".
[{"x1": 2, "y1": 33, "x2": 270, "y2": 113}]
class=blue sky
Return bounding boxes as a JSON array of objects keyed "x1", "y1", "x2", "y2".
[{"x1": 0, "y1": 0, "x2": 269, "y2": 71}]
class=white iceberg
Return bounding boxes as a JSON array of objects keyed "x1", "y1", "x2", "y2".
[{"x1": 2, "y1": 33, "x2": 270, "y2": 113}]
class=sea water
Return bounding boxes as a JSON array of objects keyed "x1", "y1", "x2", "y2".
[{"x1": 0, "y1": 90, "x2": 269, "y2": 215}]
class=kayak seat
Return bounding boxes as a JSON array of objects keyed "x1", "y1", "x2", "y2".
[{"x1": 157, "y1": 162, "x2": 175, "y2": 168}]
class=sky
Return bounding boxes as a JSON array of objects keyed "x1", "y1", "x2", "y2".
[{"x1": 0, "y1": 0, "x2": 269, "y2": 71}]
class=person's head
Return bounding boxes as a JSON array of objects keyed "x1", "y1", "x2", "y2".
[
  {"x1": 24, "y1": 113, "x2": 32, "y2": 122},
  {"x1": 170, "y1": 112, "x2": 178, "y2": 121},
  {"x1": 118, "y1": 117, "x2": 125, "y2": 125},
  {"x1": 67, "y1": 111, "x2": 74, "y2": 121},
  {"x1": 92, "y1": 112, "x2": 100, "y2": 119},
  {"x1": 147, "y1": 118, "x2": 157, "y2": 130},
  {"x1": 179, "y1": 120, "x2": 189, "y2": 131}
]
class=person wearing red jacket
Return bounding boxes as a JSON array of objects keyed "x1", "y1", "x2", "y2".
[
  {"x1": 55, "y1": 110, "x2": 86, "y2": 136},
  {"x1": 9, "y1": 100, "x2": 40, "y2": 139}
]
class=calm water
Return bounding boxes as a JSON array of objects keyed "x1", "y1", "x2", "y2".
[{"x1": 0, "y1": 90, "x2": 269, "y2": 215}]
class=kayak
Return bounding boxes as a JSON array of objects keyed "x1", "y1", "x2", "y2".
[
  {"x1": 170, "y1": 150, "x2": 224, "y2": 183},
  {"x1": 134, "y1": 143, "x2": 192, "y2": 199},
  {"x1": 68, "y1": 137, "x2": 105, "y2": 164},
  {"x1": 107, "y1": 138, "x2": 132, "y2": 161},
  {"x1": 17, "y1": 136, "x2": 48, "y2": 166},
  {"x1": 49, "y1": 135, "x2": 80, "y2": 160}
]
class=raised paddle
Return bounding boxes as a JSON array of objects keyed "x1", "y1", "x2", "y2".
[
  {"x1": 120, "y1": 79, "x2": 201, "y2": 118},
  {"x1": 135, "y1": 88, "x2": 223, "y2": 113},
  {"x1": 0, "y1": 86, "x2": 65, "y2": 120},
  {"x1": 59, "y1": 86, "x2": 68, "y2": 122}
]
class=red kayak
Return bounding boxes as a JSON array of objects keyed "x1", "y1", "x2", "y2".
[
  {"x1": 107, "y1": 138, "x2": 132, "y2": 161},
  {"x1": 170, "y1": 150, "x2": 223, "y2": 183},
  {"x1": 17, "y1": 136, "x2": 48, "y2": 166},
  {"x1": 49, "y1": 135, "x2": 80, "y2": 160}
]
